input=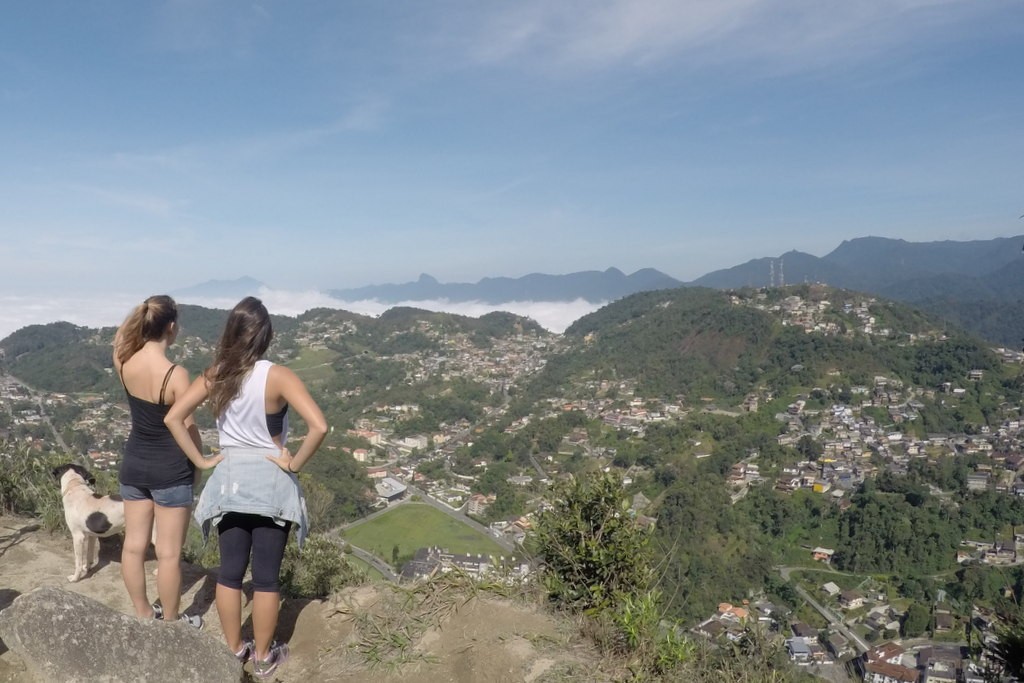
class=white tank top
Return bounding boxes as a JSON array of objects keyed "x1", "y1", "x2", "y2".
[{"x1": 217, "y1": 360, "x2": 289, "y2": 449}]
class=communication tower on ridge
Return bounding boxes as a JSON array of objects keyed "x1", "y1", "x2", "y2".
[{"x1": 767, "y1": 257, "x2": 786, "y2": 288}]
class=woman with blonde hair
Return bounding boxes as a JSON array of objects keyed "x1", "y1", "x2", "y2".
[
  {"x1": 166, "y1": 296, "x2": 327, "y2": 679},
  {"x1": 113, "y1": 294, "x2": 219, "y2": 627}
]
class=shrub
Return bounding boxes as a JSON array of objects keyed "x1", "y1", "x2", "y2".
[
  {"x1": 0, "y1": 446, "x2": 74, "y2": 532},
  {"x1": 280, "y1": 533, "x2": 359, "y2": 599},
  {"x1": 533, "y1": 471, "x2": 653, "y2": 613},
  {"x1": 182, "y1": 525, "x2": 221, "y2": 567}
]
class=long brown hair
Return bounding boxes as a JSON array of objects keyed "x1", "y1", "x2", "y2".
[
  {"x1": 206, "y1": 296, "x2": 273, "y2": 417},
  {"x1": 113, "y1": 295, "x2": 178, "y2": 365}
]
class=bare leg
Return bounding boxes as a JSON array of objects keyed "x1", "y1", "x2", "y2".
[
  {"x1": 216, "y1": 584, "x2": 244, "y2": 653},
  {"x1": 121, "y1": 500, "x2": 156, "y2": 616},
  {"x1": 152, "y1": 504, "x2": 191, "y2": 621},
  {"x1": 252, "y1": 591, "x2": 281, "y2": 660}
]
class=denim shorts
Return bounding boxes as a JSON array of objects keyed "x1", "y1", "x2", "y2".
[{"x1": 120, "y1": 482, "x2": 194, "y2": 508}]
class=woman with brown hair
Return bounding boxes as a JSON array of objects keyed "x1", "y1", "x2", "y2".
[
  {"x1": 113, "y1": 294, "x2": 219, "y2": 627},
  {"x1": 165, "y1": 296, "x2": 327, "y2": 679}
]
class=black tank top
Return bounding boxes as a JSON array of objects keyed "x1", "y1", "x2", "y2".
[{"x1": 119, "y1": 364, "x2": 195, "y2": 489}]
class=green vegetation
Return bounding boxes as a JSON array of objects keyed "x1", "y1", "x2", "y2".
[
  {"x1": 533, "y1": 472, "x2": 653, "y2": 613},
  {"x1": 0, "y1": 322, "x2": 113, "y2": 392},
  {"x1": 347, "y1": 553, "x2": 386, "y2": 581},
  {"x1": 280, "y1": 534, "x2": 363, "y2": 599},
  {"x1": 532, "y1": 470, "x2": 818, "y2": 682},
  {"x1": 0, "y1": 447, "x2": 69, "y2": 531},
  {"x1": 340, "y1": 504, "x2": 506, "y2": 568},
  {"x1": 5, "y1": 284, "x2": 1024, "y2": 666},
  {"x1": 300, "y1": 450, "x2": 374, "y2": 529},
  {"x1": 286, "y1": 347, "x2": 340, "y2": 381}
]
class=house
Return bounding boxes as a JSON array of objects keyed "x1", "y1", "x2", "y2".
[
  {"x1": 467, "y1": 493, "x2": 496, "y2": 517},
  {"x1": 751, "y1": 600, "x2": 784, "y2": 625},
  {"x1": 918, "y1": 646, "x2": 962, "y2": 683},
  {"x1": 1005, "y1": 454, "x2": 1024, "y2": 472},
  {"x1": 822, "y1": 582, "x2": 841, "y2": 598},
  {"x1": 966, "y1": 473, "x2": 989, "y2": 491},
  {"x1": 717, "y1": 602, "x2": 749, "y2": 623},
  {"x1": 865, "y1": 643, "x2": 905, "y2": 665},
  {"x1": 791, "y1": 622, "x2": 818, "y2": 640},
  {"x1": 400, "y1": 546, "x2": 530, "y2": 582},
  {"x1": 934, "y1": 613, "x2": 955, "y2": 633},
  {"x1": 826, "y1": 633, "x2": 851, "y2": 659},
  {"x1": 812, "y1": 547, "x2": 835, "y2": 563},
  {"x1": 694, "y1": 618, "x2": 726, "y2": 640},
  {"x1": 374, "y1": 477, "x2": 407, "y2": 505},
  {"x1": 839, "y1": 590, "x2": 865, "y2": 610},
  {"x1": 366, "y1": 465, "x2": 389, "y2": 480},
  {"x1": 863, "y1": 661, "x2": 919, "y2": 682},
  {"x1": 860, "y1": 643, "x2": 917, "y2": 683},
  {"x1": 786, "y1": 638, "x2": 812, "y2": 665}
]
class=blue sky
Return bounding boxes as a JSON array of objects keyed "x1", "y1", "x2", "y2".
[{"x1": 2, "y1": 0, "x2": 1022, "y2": 303}]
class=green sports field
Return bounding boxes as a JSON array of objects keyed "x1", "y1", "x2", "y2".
[
  {"x1": 341, "y1": 503, "x2": 507, "y2": 567},
  {"x1": 286, "y1": 347, "x2": 339, "y2": 380}
]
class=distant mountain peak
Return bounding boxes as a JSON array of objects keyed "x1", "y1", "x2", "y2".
[
  {"x1": 329, "y1": 268, "x2": 684, "y2": 304},
  {"x1": 172, "y1": 276, "x2": 266, "y2": 300}
]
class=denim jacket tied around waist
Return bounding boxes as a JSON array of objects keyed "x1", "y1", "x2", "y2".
[{"x1": 194, "y1": 447, "x2": 309, "y2": 547}]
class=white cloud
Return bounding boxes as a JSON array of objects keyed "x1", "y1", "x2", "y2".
[
  {"x1": 468, "y1": 0, "x2": 1005, "y2": 73},
  {"x1": 185, "y1": 287, "x2": 604, "y2": 333},
  {"x1": 0, "y1": 288, "x2": 603, "y2": 341},
  {"x1": 0, "y1": 293, "x2": 141, "y2": 340}
]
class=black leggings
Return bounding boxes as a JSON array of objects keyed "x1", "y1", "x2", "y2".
[{"x1": 216, "y1": 513, "x2": 291, "y2": 593}]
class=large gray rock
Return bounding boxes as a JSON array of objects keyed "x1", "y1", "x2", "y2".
[{"x1": 0, "y1": 586, "x2": 241, "y2": 682}]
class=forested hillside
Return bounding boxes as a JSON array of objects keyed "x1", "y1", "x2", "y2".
[{"x1": 6, "y1": 285, "x2": 1024, "y2": 635}]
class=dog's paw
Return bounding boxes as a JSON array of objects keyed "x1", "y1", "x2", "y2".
[{"x1": 68, "y1": 572, "x2": 84, "y2": 583}]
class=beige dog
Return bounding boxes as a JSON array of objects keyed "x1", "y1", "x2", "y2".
[{"x1": 53, "y1": 463, "x2": 128, "y2": 582}]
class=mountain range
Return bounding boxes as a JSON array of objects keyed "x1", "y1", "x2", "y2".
[
  {"x1": 327, "y1": 268, "x2": 682, "y2": 304},
  {"x1": 161, "y1": 234, "x2": 1024, "y2": 347}
]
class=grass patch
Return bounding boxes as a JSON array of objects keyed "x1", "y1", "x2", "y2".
[
  {"x1": 287, "y1": 347, "x2": 339, "y2": 381},
  {"x1": 348, "y1": 554, "x2": 387, "y2": 582},
  {"x1": 342, "y1": 503, "x2": 509, "y2": 568}
]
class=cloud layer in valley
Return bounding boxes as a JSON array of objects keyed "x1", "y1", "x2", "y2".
[{"x1": 0, "y1": 289, "x2": 604, "y2": 342}]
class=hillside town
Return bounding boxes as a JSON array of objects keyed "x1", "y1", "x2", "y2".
[{"x1": 4, "y1": 290, "x2": 1024, "y2": 682}]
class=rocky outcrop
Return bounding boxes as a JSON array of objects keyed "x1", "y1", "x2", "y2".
[{"x1": 0, "y1": 586, "x2": 241, "y2": 683}]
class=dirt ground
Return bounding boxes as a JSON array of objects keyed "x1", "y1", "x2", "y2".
[{"x1": 0, "y1": 515, "x2": 593, "y2": 683}]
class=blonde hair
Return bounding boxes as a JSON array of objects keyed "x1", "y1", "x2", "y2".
[
  {"x1": 113, "y1": 295, "x2": 178, "y2": 365},
  {"x1": 206, "y1": 297, "x2": 273, "y2": 417}
]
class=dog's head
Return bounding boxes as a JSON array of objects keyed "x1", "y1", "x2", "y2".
[{"x1": 52, "y1": 463, "x2": 96, "y2": 487}]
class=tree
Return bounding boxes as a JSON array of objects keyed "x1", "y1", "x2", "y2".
[
  {"x1": 902, "y1": 601, "x2": 931, "y2": 638},
  {"x1": 796, "y1": 435, "x2": 822, "y2": 461}
]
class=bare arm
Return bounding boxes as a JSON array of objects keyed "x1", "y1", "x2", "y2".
[
  {"x1": 264, "y1": 366, "x2": 328, "y2": 473},
  {"x1": 164, "y1": 374, "x2": 222, "y2": 470},
  {"x1": 166, "y1": 365, "x2": 203, "y2": 455}
]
